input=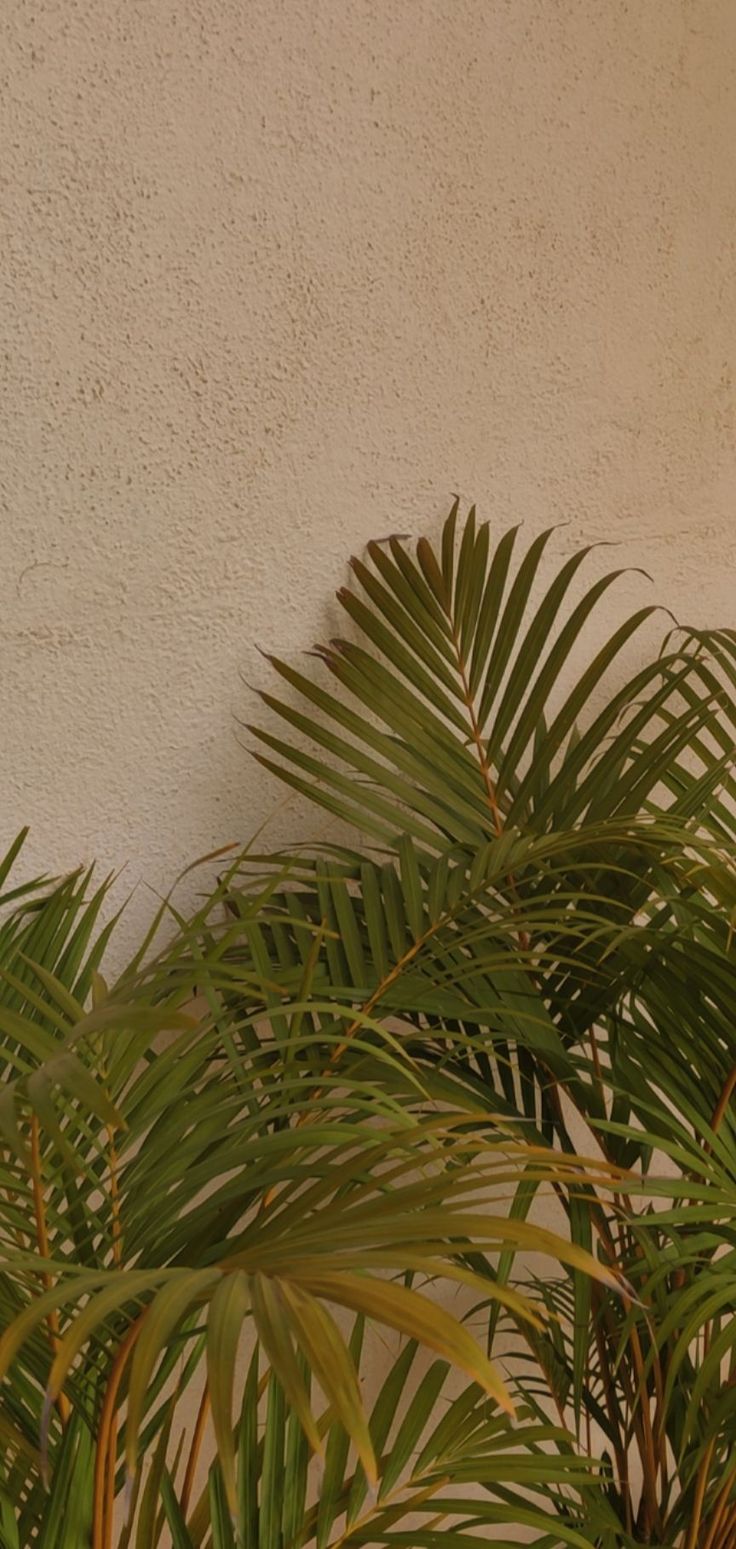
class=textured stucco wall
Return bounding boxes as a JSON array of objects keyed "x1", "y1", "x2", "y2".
[{"x1": 2, "y1": 0, "x2": 735, "y2": 941}]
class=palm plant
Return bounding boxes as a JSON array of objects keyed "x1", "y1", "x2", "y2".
[
  {"x1": 2, "y1": 503, "x2": 735, "y2": 1549},
  {"x1": 230, "y1": 503, "x2": 736, "y2": 1548},
  {"x1": 0, "y1": 832, "x2": 617, "y2": 1547}
]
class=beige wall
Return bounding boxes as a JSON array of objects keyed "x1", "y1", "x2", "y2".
[{"x1": 2, "y1": 0, "x2": 735, "y2": 941}]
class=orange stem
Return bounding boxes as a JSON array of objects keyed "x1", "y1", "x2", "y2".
[
  {"x1": 702, "y1": 1459, "x2": 736, "y2": 1549},
  {"x1": 711, "y1": 1063, "x2": 736, "y2": 1139},
  {"x1": 92, "y1": 1314, "x2": 145, "y2": 1549},
  {"x1": 446, "y1": 617, "x2": 536, "y2": 961},
  {"x1": 29, "y1": 1115, "x2": 71, "y2": 1425},
  {"x1": 450, "y1": 629, "x2": 503, "y2": 836},
  {"x1": 262, "y1": 925, "x2": 440, "y2": 1209},
  {"x1": 685, "y1": 1436, "x2": 715, "y2": 1549},
  {"x1": 717, "y1": 1499, "x2": 736, "y2": 1549},
  {"x1": 180, "y1": 1382, "x2": 210, "y2": 1518}
]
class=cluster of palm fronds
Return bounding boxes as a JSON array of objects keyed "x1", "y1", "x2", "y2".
[
  {"x1": 0, "y1": 505, "x2": 735, "y2": 1548},
  {"x1": 0, "y1": 837, "x2": 608, "y2": 1548}
]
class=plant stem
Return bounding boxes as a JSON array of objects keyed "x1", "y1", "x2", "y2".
[
  {"x1": 711, "y1": 1062, "x2": 736, "y2": 1136},
  {"x1": 449, "y1": 623, "x2": 503, "y2": 837},
  {"x1": 592, "y1": 1299, "x2": 632, "y2": 1533},
  {"x1": 701, "y1": 1456, "x2": 736, "y2": 1549},
  {"x1": 685, "y1": 1437, "x2": 715, "y2": 1549},
  {"x1": 92, "y1": 1314, "x2": 145, "y2": 1549},
  {"x1": 180, "y1": 1382, "x2": 210, "y2": 1518},
  {"x1": 29, "y1": 1114, "x2": 71, "y2": 1425},
  {"x1": 717, "y1": 1497, "x2": 736, "y2": 1549}
]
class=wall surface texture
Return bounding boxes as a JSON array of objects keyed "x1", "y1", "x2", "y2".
[{"x1": 2, "y1": 0, "x2": 735, "y2": 942}]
